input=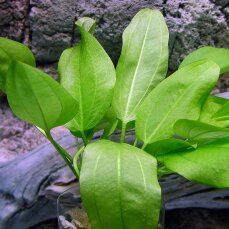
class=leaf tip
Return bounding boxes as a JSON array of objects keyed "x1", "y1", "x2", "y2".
[{"x1": 75, "y1": 17, "x2": 96, "y2": 34}]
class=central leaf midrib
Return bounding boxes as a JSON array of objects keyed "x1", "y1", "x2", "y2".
[
  {"x1": 135, "y1": 152, "x2": 147, "y2": 229},
  {"x1": 117, "y1": 149, "x2": 125, "y2": 229},
  {"x1": 123, "y1": 14, "x2": 152, "y2": 123},
  {"x1": 129, "y1": 16, "x2": 165, "y2": 120},
  {"x1": 82, "y1": 36, "x2": 98, "y2": 129},
  {"x1": 24, "y1": 68, "x2": 50, "y2": 131},
  {"x1": 93, "y1": 151, "x2": 105, "y2": 229},
  {"x1": 78, "y1": 44, "x2": 85, "y2": 131}
]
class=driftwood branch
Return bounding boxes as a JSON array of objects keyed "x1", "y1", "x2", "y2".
[
  {"x1": 0, "y1": 134, "x2": 77, "y2": 229},
  {"x1": 0, "y1": 132, "x2": 228, "y2": 229}
]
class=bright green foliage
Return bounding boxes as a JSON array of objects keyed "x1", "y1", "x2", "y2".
[
  {"x1": 75, "y1": 17, "x2": 96, "y2": 34},
  {"x1": 59, "y1": 18, "x2": 116, "y2": 134},
  {"x1": 7, "y1": 61, "x2": 78, "y2": 132},
  {"x1": 2, "y1": 8, "x2": 229, "y2": 229},
  {"x1": 199, "y1": 95, "x2": 229, "y2": 127},
  {"x1": 80, "y1": 140, "x2": 161, "y2": 229},
  {"x1": 213, "y1": 100, "x2": 229, "y2": 121},
  {"x1": 136, "y1": 60, "x2": 220, "y2": 146},
  {"x1": 0, "y1": 37, "x2": 35, "y2": 92},
  {"x1": 158, "y1": 137, "x2": 229, "y2": 188},
  {"x1": 180, "y1": 46, "x2": 229, "y2": 74},
  {"x1": 112, "y1": 8, "x2": 169, "y2": 124},
  {"x1": 145, "y1": 138, "x2": 194, "y2": 157},
  {"x1": 174, "y1": 119, "x2": 229, "y2": 145},
  {"x1": 96, "y1": 107, "x2": 118, "y2": 137}
]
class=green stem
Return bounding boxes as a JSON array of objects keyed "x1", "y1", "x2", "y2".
[
  {"x1": 141, "y1": 142, "x2": 147, "y2": 150},
  {"x1": 75, "y1": 137, "x2": 81, "y2": 151},
  {"x1": 133, "y1": 138, "x2": 139, "y2": 147},
  {"x1": 120, "y1": 122, "x2": 127, "y2": 143},
  {"x1": 73, "y1": 147, "x2": 85, "y2": 177},
  {"x1": 81, "y1": 131, "x2": 88, "y2": 146},
  {"x1": 157, "y1": 164, "x2": 173, "y2": 178},
  {"x1": 46, "y1": 131, "x2": 77, "y2": 177}
]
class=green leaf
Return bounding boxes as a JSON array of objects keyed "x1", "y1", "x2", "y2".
[
  {"x1": 75, "y1": 17, "x2": 96, "y2": 34},
  {"x1": 80, "y1": 140, "x2": 161, "y2": 229},
  {"x1": 145, "y1": 138, "x2": 194, "y2": 157},
  {"x1": 97, "y1": 107, "x2": 118, "y2": 131},
  {"x1": 180, "y1": 46, "x2": 229, "y2": 74},
  {"x1": 199, "y1": 95, "x2": 229, "y2": 127},
  {"x1": 174, "y1": 119, "x2": 229, "y2": 144},
  {"x1": 101, "y1": 119, "x2": 118, "y2": 139},
  {"x1": 0, "y1": 38, "x2": 35, "y2": 92},
  {"x1": 7, "y1": 61, "x2": 78, "y2": 132},
  {"x1": 70, "y1": 129, "x2": 94, "y2": 140},
  {"x1": 100, "y1": 108, "x2": 118, "y2": 139},
  {"x1": 112, "y1": 8, "x2": 169, "y2": 124},
  {"x1": 158, "y1": 137, "x2": 229, "y2": 188},
  {"x1": 59, "y1": 20, "x2": 116, "y2": 134},
  {"x1": 136, "y1": 60, "x2": 220, "y2": 146},
  {"x1": 213, "y1": 100, "x2": 229, "y2": 121}
]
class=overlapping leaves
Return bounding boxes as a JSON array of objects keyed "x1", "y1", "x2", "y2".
[
  {"x1": 7, "y1": 61, "x2": 78, "y2": 132},
  {"x1": 59, "y1": 18, "x2": 116, "y2": 137},
  {"x1": 136, "y1": 60, "x2": 220, "y2": 146}
]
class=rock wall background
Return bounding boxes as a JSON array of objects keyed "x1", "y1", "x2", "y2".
[
  {"x1": 1, "y1": 0, "x2": 229, "y2": 71},
  {"x1": 0, "y1": 0, "x2": 229, "y2": 158}
]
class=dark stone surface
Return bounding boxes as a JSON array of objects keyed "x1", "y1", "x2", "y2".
[
  {"x1": 1, "y1": 0, "x2": 228, "y2": 70},
  {"x1": 0, "y1": 0, "x2": 29, "y2": 41},
  {"x1": 165, "y1": 208, "x2": 229, "y2": 229},
  {"x1": 30, "y1": 209, "x2": 229, "y2": 229}
]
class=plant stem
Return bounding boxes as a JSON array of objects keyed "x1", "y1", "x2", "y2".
[
  {"x1": 73, "y1": 146, "x2": 85, "y2": 177},
  {"x1": 75, "y1": 137, "x2": 81, "y2": 151},
  {"x1": 133, "y1": 138, "x2": 139, "y2": 147},
  {"x1": 46, "y1": 131, "x2": 77, "y2": 177},
  {"x1": 120, "y1": 122, "x2": 127, "y2": 143},
  {"x1": 141, "y1": 142, "x2": 147, "y2": 150},
  {"x1": 81, "y1": 131, "x2": 88, "y2": 146}
]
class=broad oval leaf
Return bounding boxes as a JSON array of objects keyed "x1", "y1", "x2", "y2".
[
  {"x1": 59, "y1": 20, "x2": 116, "y2": 133},
  {"x1": 158, "y1": 137, "x2": 229, "y2": 188},
  {"x1": 7, "y1": 61, "x2": 78, "y2": 132},
  {"x1": 136, "y1": 60, "x2": 220, "y2": 146},
  {"x1": 112, "y1": 8, "x2": 169, "y2": 124},
  {"x1": 0, "y1": 37, "x2": 35, "y2": 92},
  {"x1": 174, "y1": 119, "x2": 229, "y2": 144},
  {"x1": 80, "y1": 140, "x2": 161, "y2": 229},
  {"x1": 180, "y1": 46, "x2": 229, "y2": 74},
  {"x1": 199, "y1": 95, "x2": 229, "y2": 127}
]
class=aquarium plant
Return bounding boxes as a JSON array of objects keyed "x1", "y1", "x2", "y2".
[{"x1": 1, "y1": 8, "x2": 229, "y2": 229}]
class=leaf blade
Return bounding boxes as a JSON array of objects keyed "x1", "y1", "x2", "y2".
[
  {"x1": 136, "y1": 60, "x2": 220, "y2": 145},
  {"x1": 213, "y1": 100, "x2": 229, "y2": 121},
  {"x1": 145, "y1": 138, "x2": 194, "y2": 157},
  {"x1": 174, "y1": 119, "x2": 229, "y2": 144},
  {"x1": 7, "y1": 61, "x2": 78, "y2": 131},
  {"x1": 158, "y1": 138, "x2": 229, "y2": 188},
  {"x1": 199, "y1": 95, "x2": 229, "y2": 127},
  {"x1": 180, "y1": 46, "x2": 229, "y2": 74},
  {"x1": 59, "y1": 24, "x2": 116, "y2": 133},
  {"x1": 80, "y1": 140, "x2": 161, "y2": 229},
  {"x1": 0, "y1": 38, "x2": 35, "y2": 92},
  {"x1": 112, "y1": 8, "x2": 169, "y2": 123}
]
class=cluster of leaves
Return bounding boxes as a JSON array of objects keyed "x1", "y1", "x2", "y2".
[{"x1": 1, "y1": 8, "x2": 229, "y2": 229}]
